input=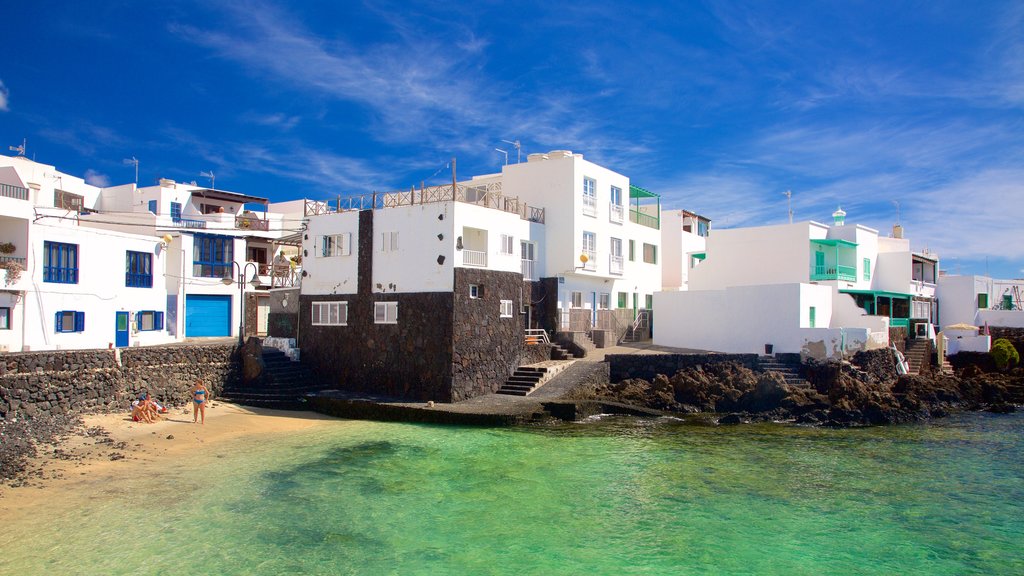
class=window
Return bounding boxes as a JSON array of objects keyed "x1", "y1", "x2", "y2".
[
  {"x1": 193, "y1": 234, "x2": 234, "y2": 278},
  {"x1": 609, "y1": 238, "x2": 623, "y2": 275},
  {"x1": 629, "y1": 240, "x2": 635, "y2": 262},
  {"x1": 643, "y1": 243, "x2": 657, "y2": 264},
  {"x1": 136, "y1": 311, "x2": 165, "y2": 331},
  {"x1": 170, "y1": 202, "x2": 182, "y2": 222},
  {"x1": 126, "y1": 251, "x2": 153, "y2": 288},
  {"x1": 54, "y1": 189, "x2": 84, "y2": 211},
  {"x1": 321, "y1": 233, "x2": 352, "y2": 257},
  {"x1": 469, "y1": 284, "x2": 483, "y2": 299},
  {"x1": 645, "y1": 294, "x2": 653, "y2": 309},
  {"x1": 977, "y1": 294, "x2": 988, "y2": 309},
  {"x1": 617, "y1": 292, "x2": 628, "y2": 309},
  {"x1": 582, "y1": 231, "x2": 596, "y2": 270},
  {"x1": 500, "y1": 234, "x2": 514, "y2": 255},
  {"x1": 312, "y1": 302, "x2": 348, "y2": 326},
  {"x1": 55, "y1": 311, "x2": 85, "y2": 333},
  {"x1": 148, "y1": 200, "x2": 158, "y2": 214},
  {"x1": 863, "y1": 258, "x2": 871, "y2": 281},
  {"x1": 571, "y1": 291, "x2": 583, "y2": 308},
  {"x1": 44, "y1": 241, "x2": 79, "y2": 284},
  {"x1": 374, "y1": 301, "x2": 398, "y2": 324},
  {"x1": 610, "y1": 186, "x2": 622, "y2": 206},
  {"x1": 809, "y1": 306, "x2": 816, "y2": 328},
  {"x1": 599, "y1": 293, "x2": 611, "y2": 309},
  {"x1": 609, "y1": 186, "x2": 624, "y2": 223},
  {"x1": 697, "y1": 220, "x2": 709, "y2": 237},
  {"x1": 582, "y1": 177, "x2": 597, "y2": 216},
  {"x1": 381, "y1": 231, "x2": 399, "y2": 252},
  {"x1": 0, "y1": 307, "x2": 9, "y2": 330},
  {"x1": 500, "y1": 300, "x2": 514, "y2": 318},
  {"x1": 521, "y1": 241, "x2": 536, "y2": 280}
]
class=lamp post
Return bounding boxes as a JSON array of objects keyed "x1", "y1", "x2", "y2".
[{"x1": 222, "y1": 261, "x2": 262, "y2": 345}]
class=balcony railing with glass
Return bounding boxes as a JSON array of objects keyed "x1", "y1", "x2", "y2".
[
  {"x1": 811, "y1": 265, "x2": 857, "y2": 282},
  {"x1": 582, "y1": 194, "x2": 597, "y2": 216},
  {"x1": 521, "y1": 259, "x2": 537, "y2": 280},
  {"x1": 629, "y1": 209, "x2": 659, "y2": 229},
  {"x1": 609, "y1": 254, "x2": 624, "y2": 275},
  {"x1": 582, "y1": 249, "x2": 597, "y2": 271},
  {"x1": 463, "y1": 249, "x2": 487, "y2": 267},
  {"x1": 609, "y1": 203, "x2": 624, "y2": 223}
]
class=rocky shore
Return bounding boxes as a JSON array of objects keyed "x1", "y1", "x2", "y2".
[{"x1": 588, "y1": 349, "x2": 1023, "y2": 426}]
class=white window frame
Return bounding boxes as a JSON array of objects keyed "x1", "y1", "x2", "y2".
[
  {"x1": 500, "y1": 299, "x2": 514, "y2": 318},
  {"x1": 582, "y1": 231, "x2": 597, "y2": 271},
  {"x1": 469, "y1": 284, "x2": 482, "y2": 299},
  {"x1": 312, "y1": 301, "x2": 348, "y2": 326},
  {"x1": 599, "y1": 293, "x2": 611, "y2": 309},
  {"x1": 0, "y1": 307, "x2": 9, "y2": 330},
  {"x1": 609, "y1": 237, "x2": 623, "y2": 275},
  {"x1": 571, "y1": 291, "x2": 583, "y2": 308},
  {"x1": 374, "y1": 301, "x2": 398, "y2": 324},
  {"x1": 609, "y1": 186, "x2": 624, "y2": 223},
  {"x1": 321, "y1": 233, "x2": 352, "y2": 257},
  {"x1": 582, "y1": 177, "x2": 597, "y2": 216},
  {"x1": 380, "y1": 231, "x2": 399, "y2": 252},
  {"x1": 499, "y1": 234, "x2": 514, "y2": 255}
]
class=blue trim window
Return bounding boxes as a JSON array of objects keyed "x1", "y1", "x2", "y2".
[
  {"x1": 55, "y1": 310, "x2": 85, "y2": 333},
  {"x1": 148, "y1": 200, "x2": 158, "y2": 214},
  {"x1": 170, "y1": 202, "x2": 182, "y2": 222},
  {"x1": 43, "y1": 241, "x2": 79, "y2": 284},
  {"x1": 136, "y1": 310, "x2": 164, "y2": 331},
  {"x1": 126, "y1": 251, "x2": 153, "y2": 288},
  {"x1": 193, "y1": 234, "x2": 234, "y2": 278}
]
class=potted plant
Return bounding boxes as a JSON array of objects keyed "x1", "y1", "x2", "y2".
[
  {"x1": 0, "y1": 242, "x2": 15, "y2": 255},
  {"x1": 1, "y1": 260, "x2": 23, "y2": 285}
]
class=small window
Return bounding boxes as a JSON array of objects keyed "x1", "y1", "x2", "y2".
[
  {"x1": 321, "y1": 233, "x2": 352, "y2": 257},
  {"x1": 54, "y1": 189, "x2": 84, "y2": 211},
  {"x1": 55, "y1": 311, "x2": 85, "y2": 333},
  {"x1": 374, "y1": 301, "x2": 398, "y2": 324},
  {"x1": 645, "y1": 294, "x2": 653, "y2": 309},
  {"x1": 571, "y1": 291, "x2": 583, "y2": 308},
  {"x1": 0, "y1": 307, "x2": 10, "y2": 330},
  {"x1": 628, "y1": 240, "x2": 635, "y2": 262},
  {"x1": 599, "y1": 293, "x2": 611, "y2": 309},
  {"x1": 500, "y1": 234, "x2": 514, "y2": 255},
  {"x1": 617, "y1": 292, "x2": 628, "y2": 309},
  {"x1": 381, "y1": 231, "x2": 399, "y2": 252},
  {"x1": 469, "y1": 284, "x2": 483, "y2": 299},
  {"x1": 809, "y1": 306, "x2": 816, "y2": 328},
  {"x1": 44, "y1": 241, "x2": 79, "y2": 284},
  {"x1": 863, "y1": 258, "x2": 871, "y2": 281},
  {"x1": 126, "y1": 251, "x2": 153, "y2": 288},
  {"x1": 312, "y1": 302, "x2": 348, "y2": 326},
  {"x1": 978, "y1": 294, "x2": 988, "y2": 309},
  {"x1": 500, "y1": 300, "x2": 514, "y2": 318},
  {"x1": 170, "y1": 202, "x2": 182, "y2": 222},
  {"x1": 136, "y1": 311, "x2": 165, "y2": 331},
  {"x1": 148, "y1": 200, "x2": 158, "y2": 214},
  {"x1": 642, "y1": 243, "x2": 657, "y2": 264}
]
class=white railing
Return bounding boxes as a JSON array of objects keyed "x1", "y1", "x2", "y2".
[
  {"x1": 521, "y1": 259, "x2": 537, "y2": 280},
  {"x1": 524, "y1": 328, "x2": 551, "y2": 345},
  {"x1": 463, "y1": 249, "x2": 487, "y2": 267},
  {"x1": 582, "y1": 194, "x2": 597, "y2": 216},
  {"x1": 609, "y1": 254, "x2": 624, "y2": 275},
  {"x1": 609, "y1": 203, "x2": 624, "y2": 223},
  {"x1": 582, "y1": 249, "x2": 596, "y2": 271}
]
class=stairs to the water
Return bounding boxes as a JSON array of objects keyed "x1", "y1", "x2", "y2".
[
  {"x1": 496, "y1": 361, "x2": 576, "y2": 396},
  {"x1": 757, "y1": 356, "x2": 807, "y2": 387},
  {"x1": 903, "y1": 340, "x2": 931, "y2": 376},
  {"x1": 220, "y1": 349, "x2": 319, "y2": 410}
]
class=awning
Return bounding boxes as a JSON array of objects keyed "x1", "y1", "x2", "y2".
[
  {"x1": 811, "y1": 238, "x2": 858, "y2": 248},
  {"x1": 840, "y1": 289, "x2": 912, "y2": 299},
  {"x1": 629, "y1": 184, "x2": 659, "y2": 199},
  {"x1": 190, "y1": 188, "x2": 269, "y2": 205}
]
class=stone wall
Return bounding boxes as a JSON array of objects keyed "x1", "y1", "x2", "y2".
[
  {"x1": 607, "y1": 353, "x2": 760, "y2": 382},
  {"x1": 267, "y1": 288, "x2": 301, "y2": 339},
  {"x1": 451, "y1": 268, "x2": 526, "y2": 401},
  {"x1": 0, "y1": 344, "x2": 238, "y2": 420}
]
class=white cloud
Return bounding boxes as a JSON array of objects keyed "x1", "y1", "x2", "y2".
[
  {"x1": 0, "y1": 80, "x2": 9, "y2": 112},
  {"x1": 84, "y1": 169, "x2": 111, "y2": 187}
]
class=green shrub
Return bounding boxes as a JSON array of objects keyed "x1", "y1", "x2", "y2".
[{"x1": 990, "y1": 338, "x2": 1020, "y2": 370}]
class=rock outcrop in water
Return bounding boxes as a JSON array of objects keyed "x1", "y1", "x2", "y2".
[{"x1": 592, "y1": 349, "x2": 1024, "y2": 426}]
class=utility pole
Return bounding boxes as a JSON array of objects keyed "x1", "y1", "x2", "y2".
[{"x1": 783, "y1": 190, "x2": 793, "y2": 223}]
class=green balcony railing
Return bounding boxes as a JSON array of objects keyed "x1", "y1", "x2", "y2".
[
  {"x1": 889, "y1": 318, "x2": 910, "y2": 329},
  {"x1": 811, "y1": 264, "x2": 857, "y2": 282}
]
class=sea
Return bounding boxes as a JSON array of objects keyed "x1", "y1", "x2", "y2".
[{"x1": 1, "y1": 412, "x2": 1022, "y2": 575}]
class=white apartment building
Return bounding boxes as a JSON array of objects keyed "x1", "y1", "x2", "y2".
[
  {"x1": 661, "y1": 208, "x2": 710, "y2": 291},
  {"x1": 938, "y1": 274, "x2": 1024, "y2": 330}
]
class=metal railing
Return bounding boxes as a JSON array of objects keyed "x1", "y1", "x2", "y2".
[
  {"x1": 171, "y1": 217, "x2": 208, "y2": 229},
  {"x1": 463, "y1": 249, "x2": 487, "y2": 267},
  {"x1": 235, "y1": 216, "x2": 270, "y2": 231},
  {"x1": 582, "y1": 194, "x2": 597, "y2": 216},
  {"x1": 524, "y1": 328, "x2": 551, "y2": 345},
  {"x1": 0, "y1": 183, "x2": 29, "y2": 201},
  {"x1": 609, "y1": 254, "x2": 624, "y2": 275},
  {"x1": 521, "y1": 259, "x2": 536, "y2": 280},
  {"x1": 609, "y1": 203, "x2": 624, "y2": 223},
  {"x1": 582, "y1": 249, "x2": 596, "y2": 271},
  {"x1": 304, "y1": 181, "x2": 545, "y2": 223},
  {"x1": 0, "y1": 255, "x2": 26, "y2": 266},
  {"x1": 811, "y1": 265, "x2": 857, "y2": 282}
]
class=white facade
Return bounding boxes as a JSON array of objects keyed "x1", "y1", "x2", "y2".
[
  {"x1": 661, "y1": 209, "x2": 709, "y2": 291},
  {"x1": 938, "y1": 274, "x2": 1024, "y2": 329}
]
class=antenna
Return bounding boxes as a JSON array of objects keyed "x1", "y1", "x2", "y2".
[
  {"x1": 200, "y1": 170, "x2": 215, "y2": 189},
  {"x1": 123, "y1": 156, "x2": 139, "y2": 186},
  {"x1": 891, "y1": 199, "x2": 901, "y2": 225},
  {"x1": 8, "y1": 138, "x2": 26, "y2": 156},
  {"x1": 501, "y1": 139, "x2": 522, "y2": 163},
  {"x1": 494, "y1": 148, "x2": 508, "y2": 166},
  {"x1": 783, "y1": 190, "x2": 792, "y2": 223}
]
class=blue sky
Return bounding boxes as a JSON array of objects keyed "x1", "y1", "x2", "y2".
[{"x1": 2, "y1": 1, "x2": 1022, "y2": 278}]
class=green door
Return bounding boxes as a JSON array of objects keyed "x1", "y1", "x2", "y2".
[
  {"x1": 814, "y1": 251, "x2": 825, "y2": 276},
  {"x1": 809, "y1": 306, "x2": 816, "y2": 328}
]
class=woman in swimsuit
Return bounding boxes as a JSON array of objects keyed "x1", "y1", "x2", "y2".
[{"x1": 190, "y1": 380, "x2": 209, "y2": 424}]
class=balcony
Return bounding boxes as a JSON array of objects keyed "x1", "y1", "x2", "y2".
[
  {"x1": 171, "y1": 217, "x2": 208, "y2": 229},
  {"x1": 582, "y1": 194, "x2": 597, "y2": 217},
  {"x1": 521, "y1": 259, "x2": 537, "y2": 280},
  {"x1": 0, "y1": 255, "x2": 26, "y2": 266},
  {"x1": 463, "y1": 250, "x2": 487, "y2": 267},
  {"x1": 811, "y1": 265, "x2": 857, "y2": 282},
  {"x1": 0, "y1": 183, "x2": 29, "y2": 201},
  {"x1": 609, "y1": 254, "x2": 624, "y2": 275},
  {"x1": 629, "y1": 210, "x2": 659, "y2": 229},
  {"x1": 609, "y1": 203, "x2": 624, "y2": 223},
  {"x1": 582, "y1": 249, "x2": 596, "y2": 271}
]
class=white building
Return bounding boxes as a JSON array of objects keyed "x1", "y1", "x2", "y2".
[
  {"x1": 654, "y1": 209, "x2": 938, "y2": 358},
  {"x1": 938, "y1": 274, "x2": 1024, "y2": 330},
  {"x1": 661, "y1": 208, "x2": 710, "y2": 291}
]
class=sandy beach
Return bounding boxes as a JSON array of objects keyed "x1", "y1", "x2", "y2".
[{"x1": 0, "y1": 401, "x2": 334, "y2": 520}]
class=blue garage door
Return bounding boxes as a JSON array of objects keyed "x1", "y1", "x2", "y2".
[{"x1": 185, "y1": 294, "x2": 232, "y2": 337}]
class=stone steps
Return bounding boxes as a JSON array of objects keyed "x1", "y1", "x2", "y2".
[
  {"x1": 757, "y1": 356, "x2": 807, "y2": 387},
  {"x1": 221, "y1": 349, "x2": 317, "y2": 410},
  {"x1": 496, "y1": 360, "x2": 576, "y2": 396},
  {"x1": 904, "y1": 341, "x2": 930, "y2": 376}
]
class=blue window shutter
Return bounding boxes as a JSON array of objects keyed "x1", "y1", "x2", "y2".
[
  {"x1": 137, "y1": 312, "x2": 143, "y2": 330},
  {"x1": 75, "y1": 312, "x2": 85, "y2": 332},
  {"x1": 156, "y1": 312, "x2": 164, "y2": 330},
  {"x1": 55, "y1": 311, "x2": 63, "y2": 332},
  {"x1": 148, "y1": 200, "x2": 157, "y2": 214}
]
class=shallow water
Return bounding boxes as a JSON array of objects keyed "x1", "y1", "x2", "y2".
[{"x1": 1, "y1": 413, "x2": 1022, "y2": 575}]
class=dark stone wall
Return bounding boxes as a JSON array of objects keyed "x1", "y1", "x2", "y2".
[
  {"x1": 267, "y1": 313, "x2": 297, "y2": 338},
  {"x1": 244, "y1": 292, "x2": 260, "y2": 339},
  {"x1": 535, "y1": 277, "x2": 560, "y2": 333},
  {"x1": 608, "y1": 353, "x2": 760, "y2": 382},
  {"x1": 0, "y1": 344, "x2": 237, "y2": 420},
  {"x1": 889, "y1": 327, "x2": 908, "y2": 351},
  {"x1": 451, "y1": 268, "x2": 525, "y2": 401}
]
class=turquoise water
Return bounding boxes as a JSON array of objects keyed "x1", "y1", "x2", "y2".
[{"x1": 1, "y1": 413, "x2": 1023, "y2": 575}]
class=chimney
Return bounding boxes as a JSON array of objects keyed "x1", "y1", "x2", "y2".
[
  {"x1": 892, "y1": 224, "x2": 903, "y2": 239},
  {"x1": 832, "y1": 206, "x2": 846, "y2": 227}
]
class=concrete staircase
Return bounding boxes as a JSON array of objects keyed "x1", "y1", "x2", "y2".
[
  {"x1": 496, "y1": 360, "x2": 576, "y2": 396},
  {"x1": 903, "y1": 340, "x2": 931, "y2": 376},
  {"x1": 220, "y1": 348, "x2": 320, "y2": 410},
  {"x1": 550, "y1": 342, "x2": 574, "y2": 360},
  {"x1": 757, "y1": 356, "x2": 807, "y2": 387}
]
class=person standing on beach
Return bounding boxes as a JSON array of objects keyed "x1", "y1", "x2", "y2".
[{"x1": 190, "y1": 380, "x2": 209, "y2": 425}]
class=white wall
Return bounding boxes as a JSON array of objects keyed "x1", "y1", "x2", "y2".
[
  {"x1": 302, "y1": 210, "x2": 361, "y2": 296},
  {"x1": 688, "y1": 222, "x2": 820, "y2": 290},
  {"x1": 937, "y1": 274, "x2": 988, "y2": 328}
]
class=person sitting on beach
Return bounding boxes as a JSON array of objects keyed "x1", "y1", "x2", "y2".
[
  {"x1": 131, "y1": 397, "x2": 154, "y2": 423},
  {"x1": 190, "y1": 380, "x2": 209, "y2": 425}
]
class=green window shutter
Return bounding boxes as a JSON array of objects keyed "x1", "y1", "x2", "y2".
[
  {"x1": 863, "y1": 258, "x2": 871, "y2": 280},
  {"x1": 809, "y1": 306, "x2": 816, "y2": 328},
  {"x1": 978, "y1": 294, "x2": 988, "y2": 309}
]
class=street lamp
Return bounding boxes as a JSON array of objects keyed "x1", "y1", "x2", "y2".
[{"x1": 222, "y1": 261, "x2": 262, "y2": 345}]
